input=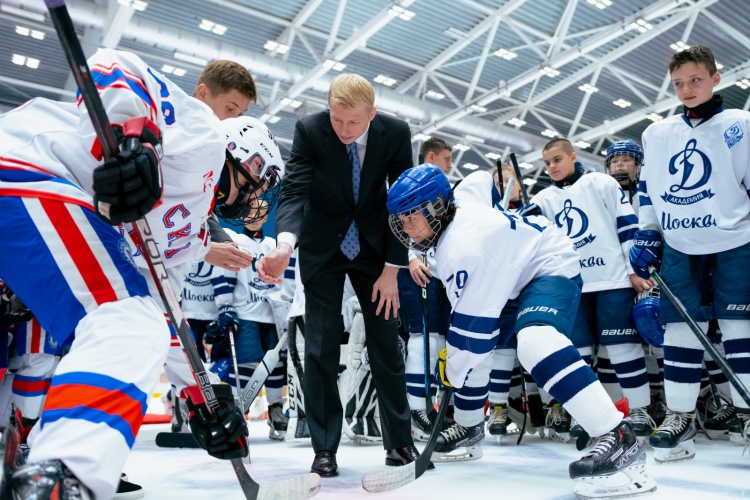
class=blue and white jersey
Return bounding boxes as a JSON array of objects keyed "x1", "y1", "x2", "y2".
[
  {"x1": 232, "y1": 232, "x2": 279, "y2": 323},
  {"x1": 532, "y1": 172, "x2": 637, "y2": 293},
  {"x1": 435, "y1": 200, "x2": 580, "y2": 389},
  {"x1": 181, "y1": 261, "x2": 236, "y2": 321},
  {"x1": 639, "y1": 110, "x2": 750, "y2": 254}
]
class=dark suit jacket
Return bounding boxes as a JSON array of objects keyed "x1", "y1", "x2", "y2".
[{"x1": 276, "y1": 111, "x2": 412, "y2": 283}]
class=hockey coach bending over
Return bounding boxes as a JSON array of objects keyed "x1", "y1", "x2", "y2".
[
  {"x1": 386, "y1": 165, "x2": 656, "y2": 499},
  {"x1": 0, "y1": 49, "x2": 282, "y2": 499}
]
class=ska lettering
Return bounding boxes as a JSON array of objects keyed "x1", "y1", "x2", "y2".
[{"x1": 580, "y1": 256, "x2": 606, "y2": 268}]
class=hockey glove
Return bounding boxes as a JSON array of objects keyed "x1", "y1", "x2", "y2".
[
  {"x1": 203, "y1": 321, "x2": 231, "y2": 361},
  {"x1": 6, "y1": 289, "x2": 33, "y2": 323},
  {"x1": 629, "y1": 229, "x2": 662, "y2": 279},
  {"x1": 182, "y1": 384, "x2": 249, "y2": 460},
  {"x1": 217, "y1": 305, "x2": 240, "y2": 336},
  {"x1": 517, "y1": 203, "x2": 542, "y2": 218},
  {"x1": 93, "y1": 116, "x2": 163, "y2": 225},
  {"x1": 435, "y1": 348, "x2": 454, "y2": 390}
]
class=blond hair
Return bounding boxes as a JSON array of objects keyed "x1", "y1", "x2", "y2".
[{"x1": 328, "y1": 74, "x2": 375, "y2": 109}]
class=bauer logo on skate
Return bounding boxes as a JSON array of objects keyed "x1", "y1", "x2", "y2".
[{"x1": 662, "y1": 139, "x2": 713, "y2": 205}]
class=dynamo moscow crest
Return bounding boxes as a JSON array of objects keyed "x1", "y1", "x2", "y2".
[{"x1": 662, "y1": 138, "x2": 713, "y2": 205}]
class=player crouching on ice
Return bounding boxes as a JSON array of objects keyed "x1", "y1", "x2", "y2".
[{"x1": 386, "y1": 164, "x2": 656, "y2": 499}]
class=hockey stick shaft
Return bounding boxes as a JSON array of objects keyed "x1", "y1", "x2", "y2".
[
  {"x1": 421, "y1": 253, "x2": 432, "y2": 413},
  {"x1": 238, "y1": 331, "x2": 288, "y2": 413},
  {"x1": 495, "y1": 160, "x2": 505, "y2": 201},
  {"x1": 44, "y1": 3, "x2": 260, "y2": 497},
  {"x1": 651, "y1": 268, "x2": 750, "y2": 407},
  {"x1": 501, "y1": 177, "x2": 516, "y2": 211},
  {"x1": 509, "y1": 153, "x2": 531, "y2": 207},
  {"x1": 289, "y1": 316, "x2": 305, "y2": 386},
  {"x1": 228, "y1": 325, "x2": 243, "y2": 405}
]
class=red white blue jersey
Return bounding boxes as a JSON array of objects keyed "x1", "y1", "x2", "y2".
[
  {"x1": 0, "y1": 49, "x2": 225, "y2": 278},
  {"x1": 435, "y1": 200, "x2": 581, "y2": 387},
  {"x1": 639, "y1": 109, "x2": 750, "y2": 254},
  {"x1": 532, "y1": 173, "x2": 638, "y2": 292}
]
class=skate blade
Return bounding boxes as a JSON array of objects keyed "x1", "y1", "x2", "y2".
[
  {"x1": 432, "y1": 445, "x2": 483, "y2": 462},
  {"x1": 703, "y1": 429, "x2": 730, "y2": 441},
  {"x1": 573, "y1": 463, "x2": 657, "y2": 499},
  {"x1": 652, "y1": 440, "x2": 695, "y2": 463},
  {"x1": 258, "y1": 473, "x2": 321, "y2": 500}
]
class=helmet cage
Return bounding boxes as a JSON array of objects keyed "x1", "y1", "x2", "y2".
[
  {"x1": 216, "y1": 151, "x2": 282, "y2": 223},
  {"x1": 388, "y1": 195, "x2": 448, "y2": 251}
]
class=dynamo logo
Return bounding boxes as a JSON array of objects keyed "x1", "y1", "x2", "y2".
[
  {"x1": 554, "y1": 199, "x2": 596, "y2": 248},
  {"x1": 662, "y1": 138, "x2": 713, "y2": 205}
]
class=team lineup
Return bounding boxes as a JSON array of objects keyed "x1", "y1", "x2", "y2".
[{"x1": 0, "y1": 3, "x2": 749, "y2": 499}]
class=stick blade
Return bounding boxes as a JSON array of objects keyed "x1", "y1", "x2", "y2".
[
  {"x1": 361, "y1": 462, "x2": 416, "y2": 493},
  {"x1": 257, "y1": 472, "x2": 321, "y2": 500}
]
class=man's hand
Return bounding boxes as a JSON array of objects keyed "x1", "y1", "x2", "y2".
[
  {"x1": 204, "y1": 242, "x2": 255, "y2": 271},
  {"x1": 630, "y1": 274, "x2": 655, "y2": 294},
  {"x1": 408, "y1": 257, "x2": 432, "y2": 287},
  {"x1": 371, "y1": 265, "x2": 399, "y2": 320},
  {"x1": 257, "y1": 243, "x2": 293, "y2": 284}
]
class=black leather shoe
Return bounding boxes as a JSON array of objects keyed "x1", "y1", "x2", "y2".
[
  {"x1": 385, "y1": 444, "x2": 435, "y2": 470},
  {"x1": 311, "y1": 450, "x2": 339, "y2": 477}
]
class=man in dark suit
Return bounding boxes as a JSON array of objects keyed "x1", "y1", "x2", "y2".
[{"x1": 258, "y1": 74, "x2": 424, "y2": 476}]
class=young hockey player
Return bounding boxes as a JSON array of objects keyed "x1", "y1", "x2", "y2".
[
  {"x1": 631, "y1": 44, "x2": 750, "y2": 461},
  {"x1": 0, "y1": 49, "x2": 281, "y2": 498},
  {"x1": 387, "y1": 165, "x2": 656, "y2": 499},
  {"x1": 532, "y1": 139, "x2": 654, "y2": 442}
]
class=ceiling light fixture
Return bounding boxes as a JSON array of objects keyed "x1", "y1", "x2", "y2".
[
  {"x1": 541, "y1": 129, "x2": 557, "y2": 138},
  {"x1": 508, "y1": 117, "x2": 526, "y2": 127},
  {"x1": 323, "y1": 59, "x2": 346, "y2": 71},
  {"x1": 540, "y1": 66, "x2": 560, "y2": 78},
  {"x1": 388, "y1": 5, "x2": 415, "y2": 21},
  {"x1": 374, "y1": 75, "x2": 397, "y2": 86},
  {"x1": 646, "y1": 112, "x2": 664, "y2": 121},
  {"x1": 494, "y1": 48, "x2": 517, "y2": 60},
  {"x1": 613, "y1": 99, "x2": 632, "y2": 108},
  {"x1": 574, "y1": 141, "x2": 591, "y2": 149},
  {"x1": 463, "y1": 163, "x2": 479, "y2": 170},
  {"x1": 199, "y1": 19, "x2": 227, "y2": 35},
  {"x1": 579, "y1": 84, "x2": 599, "y2": 94}
]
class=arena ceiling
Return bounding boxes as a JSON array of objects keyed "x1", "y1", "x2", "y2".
[{"x1": 1, "y1": 0, "x2": 749, "y2": 193}]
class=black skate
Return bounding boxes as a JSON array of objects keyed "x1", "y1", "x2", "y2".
[
  {"x1": 702, "y1": 403, "x2": 740, "y2": 441},
  {"x1": 411, "y1": 408, "x2": 437, "y2": 442},
  {"x1": 545, "y1": 400, "x2": 572, "y2": 443},
  {"x1": 10, "y1": 460, "x2": 93, "y2": 500},
  {"x1": 487, "y1": 402, "x2": 509, "y2": 438},
  {"x1": 267, "y1": 401, "x2": 289, "y2": 441},
  {"x1": 570, "y1": 420, "x2": 656, "y2": 499},
  {"x1": 730, "y1": 409, "x2": 750, "y2": 446},
  {"x1": 433, "y1": 422, "x2": 484, "y2": 462},
  {"x1": 626, "y1": 406, "x2": 656, "y2": 441},
  {"x1": 647, "y1": 393, "x2": 667, "y2": 428},
  {"x1": 649, "y1": 410, "x2": 697, "y2": 463},
  {"x1": 115, "y1": 473, "x2": 144, "y2": 500}
]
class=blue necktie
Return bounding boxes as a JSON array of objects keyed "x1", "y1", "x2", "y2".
[{"x1": 340, "y1": 143, "x2": 361, "y2": 260}]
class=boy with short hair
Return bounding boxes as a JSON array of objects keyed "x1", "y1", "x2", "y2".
[{"x1": 631, "y1": 44, "x2": 750, "y2": 461}]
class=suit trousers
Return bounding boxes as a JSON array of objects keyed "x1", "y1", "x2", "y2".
[{"x1": 302, "y1": 241, "x2": 412, "y2": 453}]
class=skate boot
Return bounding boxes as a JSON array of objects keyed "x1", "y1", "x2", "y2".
[
  {"x1": 411, "y1": 408, "x2": 436, "y2": 442},
  {"x1": 649, "y1": 409, "x2": 697, "y2": 462},
  {"x1": 433, "y1": 421, "x2": 484, "y2": 462},
  {"x1": 115, "y1": 473, "x2": 144, "y2": 500},
  {"x1": 729, "y1": 409, "x2": 750, "y2": 446},
  {"x1": 570, "y1": 417, "x2": 585, "y2": 439},
  {"x1": 569, "y1": 420, "x2": 656, "y2": 499},
  {"x1": 545, "y1": 400, "x2": 572, "y2": 443},
  {"x1": 487, "y1": 402, "x2": 512, "y2": 443},
  {"x1": 647, "y1": 393, "x2": 667, "y2": 428},
  {"x1": 626, "y1": 406, "x2": 655, "y2": 442},
  {"x1": 10, "y1": 460, "x2": 93, "y2": 500},
  {"x1": 702, "y1": 403, "x2": 740, "y2": 441},
  {"x1": 267, "y1": 401, "x2": 289, "y2": 441}
]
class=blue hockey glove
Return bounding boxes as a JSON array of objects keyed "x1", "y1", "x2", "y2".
[
  {"x1": 204, "y1": 321, "x2": 231, "y2": 361},
  {"x1": 629, "y1": 230, "x2": 662, "y2": 279},
  {"x1": 517, "y1": 203, "x2": 542, "y2": 218},
  {"x1": 182, "y1": 384, "x2": 249, "y2": 460},
  {"x1": 217, "y1": 305, "x2": 239, "y2": 335},
  {"x1": 435, "y1": 348, "x2": 454, "y2": 390}
]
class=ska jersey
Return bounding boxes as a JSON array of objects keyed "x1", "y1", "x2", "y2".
[
  {"x1": 639, "y1": 110, "x2": 750, "y2": 254},
  {"x1": 532, "y1": 173, "x2": 637, "y2": 293},
  {"x1": 434, "y1": 200, "x2": 581, "y2": 388},
  {"x1": 231, "y1": 232, "x2": 279, "y2": 323},
  {"x1": 0, "y1": 48, "x2": 225, "y2": 277}
]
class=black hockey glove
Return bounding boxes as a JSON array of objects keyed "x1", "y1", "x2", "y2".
[
  {"x1": 181, "y1": 384, "x2": 249, "y2": 460},
  {"x1": 203, "y1": 321, "x2": 231, "y2": 361},
  {"x1": 93, "y1": 116, "x2": 163, "y2": 225},
  {"x1": 6, "y1": 289, "x2": 33, "y2": 323}
]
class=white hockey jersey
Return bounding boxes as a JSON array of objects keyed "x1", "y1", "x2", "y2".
[
  {"x1": 0, "y1": 49, "x2": 225, "y2": 290},
  {"x1": 231, "y1": 232, "x2": 279, "y2": 323},
  {"x1": 181, "y1": 261, "x2": 233, "y2": 321},
  {"x1": 435, "y1": 200, "x2": 581, "y2": 388},
  {"x1": 639, "y1": 110, "x2": 750, "y2": 254},
  {"x1": 532, "y1": 173, "x2": 638, "y2": 293}
]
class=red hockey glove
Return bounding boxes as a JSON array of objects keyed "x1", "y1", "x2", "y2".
[
  {"x1": 181, "y1": 384, "x2": 249, "y2": 460},
  {"x1": 92, "y1": 116, "x2": 163, "y2": 225}
]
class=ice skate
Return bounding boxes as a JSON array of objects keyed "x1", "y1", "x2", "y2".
[
  {"x1": 626, "y1": 406, "x2": 655, "y2": 443},
  {"x1": 487, "y1": 402, "x2": 519, "y2": 443},
  {"x1": 10, "y1": 460, "x2": 93, "y2": 500},
  {"x1": 702, "y1": 403, "x2": 739, "y2": 441},
  {"x1": 115, "y1": 473, "x2": 144, "y2": 500},
  {"x1": 267, "y1": 401, "x2": 289, "y2": 441},
  {"x1": 433, "y1": 421, "x2": 484, "y2": 462},
  {"x1": 647, "y1": 393, "x2": 667, "y2": 428},
  {"x1": 411, "y1": 408, "x2": 436, "y2": 443},
  {"x1": 508, "y1": 396, "x2": 543, "y2": 437},
  {"x1": 546, "y1": 400, "x2": 572, "y2": 443},
  {"x1": 570, "y1": 420, "x2": 656, "y2": 499},
  {"x1": 649, "y1": 410, "x2": 697, "y2": 463},
  {"x1": 730, "y1": 410, "x2": 750, "y2": 446}
]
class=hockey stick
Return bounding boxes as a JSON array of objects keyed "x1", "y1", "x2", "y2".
[
  {"x1": 495, "y1": 160, "x2": 505, "y2": 201},
  {"x1": 509, "y1": 153, "x2": 531, "y2": 207},
  {"x1": 228, "y1": 325, "x2": 243, "y2": 406},
  {"x1": 650, "y1": 268, "x2": 750, "y2": 407},
  {"x1": 45, "y1": 3, "x2": 319, "y2": 498},
  {"x1": 361, "y1": 387, "x2": 453, "y2": 493},
  {"x1": 237, "y1": 331, "x2": 288, "y2": 414},
  {"x1": 500, "y1": 177, "x2": 516, "y2": 211},
  {"x1": 289, "y1": 316, "x2": 305, "y2": 386},
  {"x1": 420, "y1": 252, "x2": 433, "y2": 415}
]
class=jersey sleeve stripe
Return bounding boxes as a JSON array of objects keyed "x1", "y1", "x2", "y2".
[{"x1": 86, "y1": 63, "x2": 157, "y2": 120}]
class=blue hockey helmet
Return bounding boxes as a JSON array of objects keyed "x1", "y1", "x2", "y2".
[
  {"x1": 387, "y1": 164, "x2": 453, "y2": 251},
  {"x1": 632, "y1": 287, "x2": 665, "y2": 348},
  {"x1": 605, "y1": 140, "x2": 643, "y2": 168}
]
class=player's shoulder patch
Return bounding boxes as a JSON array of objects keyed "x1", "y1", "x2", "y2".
[{"x1": 724, "y1": 121, "x2": 744, "y2": 149}]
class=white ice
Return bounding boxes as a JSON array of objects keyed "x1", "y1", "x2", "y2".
[{"x1": 126, "y1": 406, "x2": 750, "y2": 500}]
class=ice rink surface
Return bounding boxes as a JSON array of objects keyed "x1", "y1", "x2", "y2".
[{"x1": 127, "y1": 415, "x2": 750, "y2": 500}]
